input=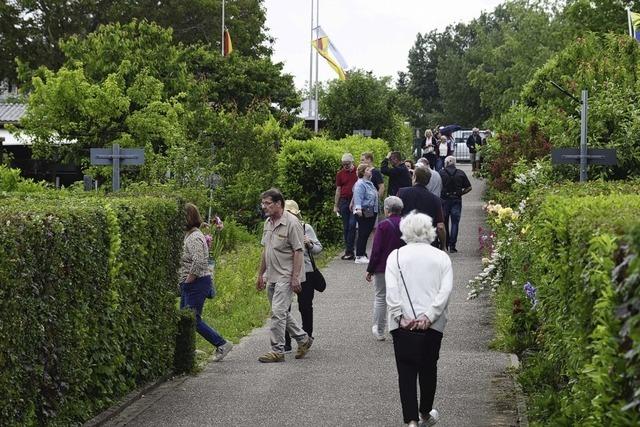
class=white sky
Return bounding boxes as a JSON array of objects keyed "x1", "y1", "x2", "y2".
[{"x1": 264, "y1": 0, "x2": 505, "y2": 91}]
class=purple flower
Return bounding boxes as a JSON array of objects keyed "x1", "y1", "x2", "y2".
[
  {"x1": 523, "y1": 282, "x2": 538, "y2": 308},
  {"x1": 204, "y1": 234, "x2": 213, "y2": 249}
]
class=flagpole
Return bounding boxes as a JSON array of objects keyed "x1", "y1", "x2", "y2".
[
  {"x1": 314, "y1": 0, "x2": 319, "y2": 133},
  {"x1": 627, "y1": 8, "x2": 634, "y2": 38},
  {"x1": 309, "y1": 0, "x2": 314, "y2": 124},
  {"x1": 221, "y1": 0, "x2": 225, "y2": 55}
]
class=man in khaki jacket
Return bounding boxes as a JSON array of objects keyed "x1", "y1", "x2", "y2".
[{"x1": 256, "y1": 188, "x2": 314, "y2": 362}]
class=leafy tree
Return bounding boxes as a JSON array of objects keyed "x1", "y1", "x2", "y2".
[
  {"x1": 1, "y1": 0, "x2": 272, "y2": 86},
  {"x1": 406, "y1": 31, "x2": 443, "y2": 127},
  {"x1": 467, "y1": 1, "x2": 566, "y2": 117},
  {"x1": 562, "y1": 0, "x2": 631, "y2": 35},
  {"x1": 319, "y1": 70, "x2": 412, "y2": 153}
]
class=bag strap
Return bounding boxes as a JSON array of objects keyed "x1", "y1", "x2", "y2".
[
  {"x1": 304, "y1": 223, "x2": 319, "y2": 271},
  {"x1": 396, "y1": 250, "x2": 417, "y2": 318}
]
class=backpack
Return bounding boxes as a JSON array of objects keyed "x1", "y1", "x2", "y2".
[{"x1": 442, "y1": 168, "x2": 462, "y2": 199}]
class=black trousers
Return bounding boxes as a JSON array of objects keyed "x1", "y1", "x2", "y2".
[
  {"x1": 391, "y1": 328, "x2": 443, "y2": 423},
  {"x1": 284, "y1": 281, "x2": 315, "y2": 347},
  {"x1": 355, "y1": 214, "x2": 376, "y2": 257}
]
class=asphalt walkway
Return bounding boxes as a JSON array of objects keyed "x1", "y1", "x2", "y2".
[{"x1": 104, "y1": 165, "x2": 517, "y2": 427}]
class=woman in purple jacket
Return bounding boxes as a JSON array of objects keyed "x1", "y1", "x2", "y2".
[{"x1": 365, "y1": 196, "x2": 406, "y2": 341}]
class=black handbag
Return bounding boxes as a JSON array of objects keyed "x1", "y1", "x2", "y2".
[{"x1": 304, "y1": 224, "x2": 326, "y2": 292}]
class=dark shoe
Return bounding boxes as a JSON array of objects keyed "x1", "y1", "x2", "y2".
[
  {"x1": 341, "y1": 253, "x2": 355, "y2": 260},
  {"x1": 449, "y1": 247, "x2": 458, "y2": 253},
  {"x1": 283, "y1": 345, "x2": 292, "y2": 354}
]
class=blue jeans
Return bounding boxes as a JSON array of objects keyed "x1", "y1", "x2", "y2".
[
  {"x1": 435, "y1": 156, "x2": 446, "y2": 171},
  {"x1": 339, "y1": 197, "x2": 356, "y2": 255},
  {"x1": 180, "y1": 275, "x2": 226, "y2": 348},
  {"x1": 442, "y1": 199, "x2": 462, "y2": 248}
]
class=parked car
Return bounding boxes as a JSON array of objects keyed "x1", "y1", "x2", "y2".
[{"x1": 451, "y1": 129, "x2": 490, "y2": 162}]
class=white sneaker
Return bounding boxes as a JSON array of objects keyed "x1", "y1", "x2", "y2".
[
  {"x1": 213, "y1": 341, "x2": 233, "y2": 362},
  {"x1": 419, "y1": 409, "x2": 439, "y2": 427},
  {"x1": 372, "y1": 325, "x2": 385, "y2": 341},
  {"x1": 354, "y1": 255, "x2": 369, "y2": 264}
]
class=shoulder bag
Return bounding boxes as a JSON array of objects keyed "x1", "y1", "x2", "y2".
[{"x1": 304, "y1": 224, "x2": 327, "y2": 292}]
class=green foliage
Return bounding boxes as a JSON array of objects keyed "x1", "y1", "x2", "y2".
[
  {"x1": 489, "y1": 185, "x2": 640, "y2": 425},
  {"x1": 320, "y1": 70, "x2": 411, "y2": 152},
  {"x1": 406, "y1": 0, "x2": 566, "y2": 126},
  {"x1": 275, "y1": 136, "x2": 389, "y2": 243},
  {"x1": 173, "y1": 309, "x2": 196, "y2": 374},
  {"x1": 0, "y1": 165, "x2": 50, "y2": 193},
  {"x1": 2, "y1": 0, "x2": 272, "y2": 86},
  {"x1": 0, "y1": 193, "x2": 183, "y2": 425},
  {"x1": 486, "y1": 33, "x2": 640, "y2": 198}
]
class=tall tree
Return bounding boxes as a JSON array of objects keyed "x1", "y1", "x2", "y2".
[
  {"x1": 320, "y1": 70, "x2": 396, "y2": 139},
  {"x1": 1, "y1": 0, "x2": 272, "y2": 86},
  {"x1": 467, "y1": 1, "x2": 566, "y2": 116}
]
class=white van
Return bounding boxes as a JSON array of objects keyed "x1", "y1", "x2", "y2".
[{"x1": 451, "y1": 129, "x2": 489, "y2": 162}]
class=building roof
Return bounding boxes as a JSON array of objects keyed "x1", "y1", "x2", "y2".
[{"x1": 0, "y1": 103, "x2": 27, "y2": 124}]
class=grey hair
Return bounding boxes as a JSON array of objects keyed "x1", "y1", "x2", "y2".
[
  {"x1": 341, "y1": 153, "x2": 354, "y2": 162},
  {"x1": 444, "y1": 155, "x2": 456, "y2": 167},
  {"x1": 399, "y1": 211, "x2": 436, "y2": 244},
  {"x1": 415, "y1": 158, "x2": 429, "y2": 168},
  {"x1": 383, "y1": 196, "x2": 403, "y2": 214}
]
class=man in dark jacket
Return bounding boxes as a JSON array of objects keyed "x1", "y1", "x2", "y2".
[
  {"x1": 439, "y1": 156, "x2": 472, "y2": 253},
  {"x1": 397, "y1": 166, "x2": 446, "y2": 250},
  {"x1": 466, "y1": 128, "x2": 483, "y2": 171},
  {"x1": 381, "y1": 151, "x2": 412, "y2": 196}
]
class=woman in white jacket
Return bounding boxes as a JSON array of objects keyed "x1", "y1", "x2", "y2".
[{"x1": 385, "y1": 211, "x2": 453, "y2": 427}]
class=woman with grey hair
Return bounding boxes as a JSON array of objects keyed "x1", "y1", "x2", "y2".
[
  {"x1": 365, "y1": 196, "x2": 405, "y2": 340},
  {"x1": 385, "y1": 211, "x2": 453, "y2": 427}
]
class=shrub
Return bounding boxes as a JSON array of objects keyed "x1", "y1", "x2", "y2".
[
  {"x1": 0, "y1": 193, "x2": 183, "y2": 425},
  {"x1": 483, "y1": 186, "x2": 640, "y2": 425},
  {"x1": 275, "y1": 135, "x2": 389, "y2": 243}
]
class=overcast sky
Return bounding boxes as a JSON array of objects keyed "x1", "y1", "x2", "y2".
[{"x1": 263, "y1": 0, "x2": 505, "y2": 91}]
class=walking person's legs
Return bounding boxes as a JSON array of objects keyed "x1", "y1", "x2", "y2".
[
  {"x1": 372, "y1": 273, "x2": 387, "y2": 339},
  {"x1": 180, "y1": 277, "x2": 226, "y2": 348},
  {"x1": 392, "y1": 329, "x2": 421, "y2": 424},
  {"x1": 297, "y1": 281, "x2": 315, "y2": 338},
  {"x1": 355, "y1": 215, "x2": 376, "y2": 258},
  {"x1": 339, "y1": 198, "x2": 356, "y2": 258},
  {"x1": 417, "y1": 329, "x2": 443, "y2": 420},
  {"x1": 448, "y1": 200, "x2": 462, "y2": 251},
  {"x1": 442, "y1": 200, "x2": 452, "y2": 249}
]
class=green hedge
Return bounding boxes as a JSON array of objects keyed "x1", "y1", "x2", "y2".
[
  {"x1": 276, "y1": 135, "x2": 389, "y2": 243},
  {"x1": 0, "y1": 193, "x2": 183, "y2": 425},
  {"x1": 492, "y1": 189, "x2": 640, "y2": 425}
]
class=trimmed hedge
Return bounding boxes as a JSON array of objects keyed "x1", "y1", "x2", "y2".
[
  {"x1": 276, "y1": 135, "x2": 389, "y2": 243},
  {"x1": 491, "y1": 187, "x2": 640, "y2": 425},
  {"x1": 0, "y1": 193, "x2": 183, "y2": 425}
]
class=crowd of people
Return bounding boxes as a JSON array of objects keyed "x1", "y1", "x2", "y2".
[{"x1": 177, "y1": 140, "x2": 479, "y2": 426}]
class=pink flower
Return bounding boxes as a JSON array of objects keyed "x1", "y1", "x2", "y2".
[{"x1": 204, "y1": 234, "x2": 213, "y2": 249}]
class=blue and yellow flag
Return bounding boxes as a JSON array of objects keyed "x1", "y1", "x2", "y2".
[{"x1": 630, "y1": 11, "x2": 640, "y2": 41}]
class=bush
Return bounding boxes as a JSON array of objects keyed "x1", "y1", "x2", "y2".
[
  {"x1": 0, "y1": 165, "x2": 50, "y2": 193},
  {"x1": 275, "y1": 135, "x2": 389, "y2": 243},
  {"x1": 483, "y1": 185, "x2": 640, "y2": 425},
  {"x1": 0, "y1": 193, "x2": 183, "y2": 425}
]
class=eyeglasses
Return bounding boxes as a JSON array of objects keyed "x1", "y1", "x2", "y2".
[
  {"x1": 342, "y1": 162, "x2": 352, "y2": 167},
  {"x1": 260, "y1": 200, "x2": 274, "y2": 207}
]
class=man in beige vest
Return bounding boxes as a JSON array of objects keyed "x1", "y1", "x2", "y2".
[{"x1": 256, "y1": 188, "x2": 314, "y2": 362}]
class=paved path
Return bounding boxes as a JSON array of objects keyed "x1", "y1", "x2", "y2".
[{"x1": 104, "y1": 165, "x2": 517, "y2": 426}]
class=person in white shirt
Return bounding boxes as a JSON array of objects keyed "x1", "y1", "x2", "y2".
[
  {"x1": 416, "y1": 158, "x2": 442, "y2": 197},
  {"x1": 385, "y1": 211, "x2": 453, "y2": 427}
]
